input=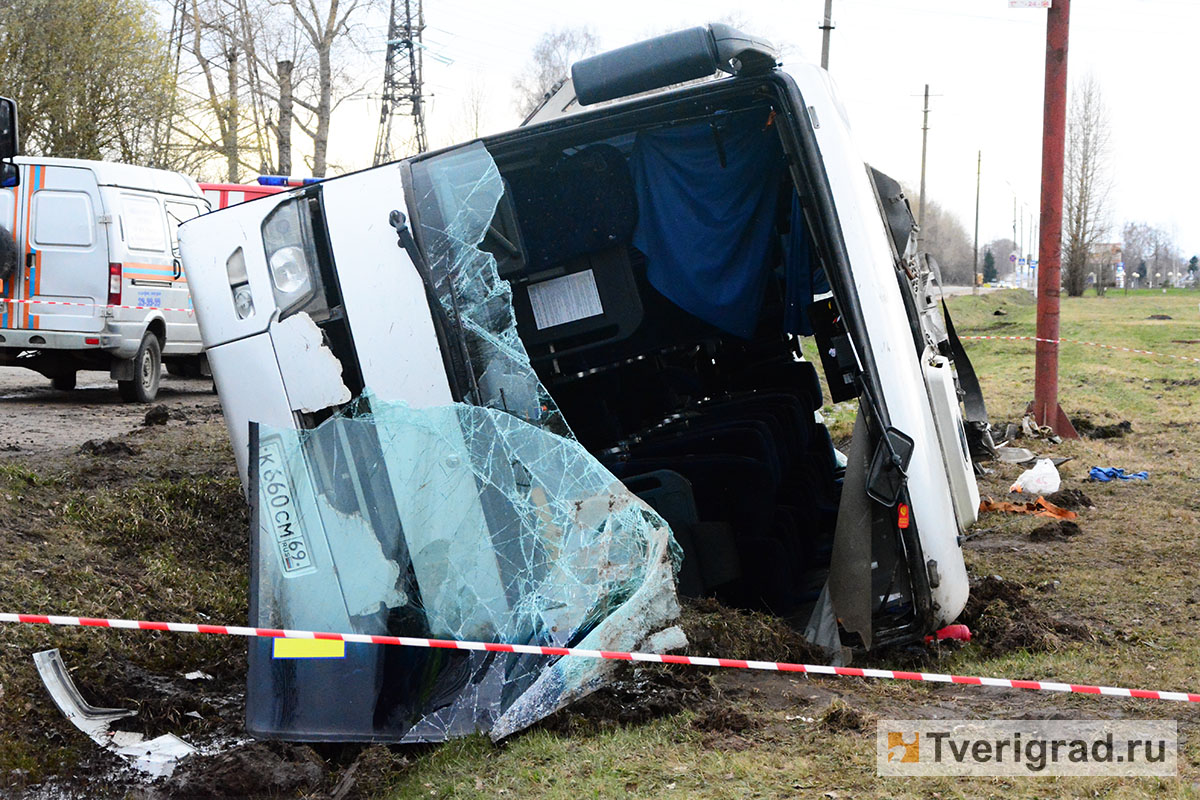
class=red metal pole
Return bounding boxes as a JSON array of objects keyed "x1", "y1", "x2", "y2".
[{"x1": 1032, "y1": 0, "x2": 1078, "y2": 437}]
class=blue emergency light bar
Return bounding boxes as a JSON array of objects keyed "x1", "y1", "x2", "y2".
[{"x1": 256, "y1": 176, "x2": 322, "y2": 187}]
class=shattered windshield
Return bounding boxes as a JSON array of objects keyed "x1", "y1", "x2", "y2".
[{"x1": 248, "y1": 142, "x2": 682, "y2": 743}]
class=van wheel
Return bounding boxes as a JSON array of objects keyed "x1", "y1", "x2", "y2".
[
  {"x1": 118, "y1": 333, "x2": 162, "y2": 403},
  {"x1": 51, "y1": 373, "x2": 77, "y2": 391}
]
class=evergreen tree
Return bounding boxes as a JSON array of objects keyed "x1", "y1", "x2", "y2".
[{"x1": 982, "y1": 250, "x2": 998, "y2": 283}]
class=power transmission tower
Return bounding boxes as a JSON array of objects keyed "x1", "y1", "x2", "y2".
[{"x1": 374, "y1": 0, "x2": 427, "y2": 166}]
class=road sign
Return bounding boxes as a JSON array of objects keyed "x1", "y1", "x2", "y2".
[{"x1": 1010, "y1": 254, "x2": 1018, "y2": 263}]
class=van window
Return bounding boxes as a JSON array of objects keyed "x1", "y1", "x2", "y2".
[
  {"x1": 0, "y1": 190, "x2": 14, "y2": 233},
  {"x1": 165, "y1": 201, "x2": 202, "y2": 257},
  {"x1": 121, "y1": 194, "x2": 167, "y2": 252},
  {"x1": 33, "y1": 191, "x2": 94, "y2": 247}
]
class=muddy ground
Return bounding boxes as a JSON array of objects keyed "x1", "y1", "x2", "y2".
[
  {"x1": 0, "y1": 368, "x2": 217, "y2": 454},
  {"x1": 2, "y1": 300, "x2": 1200, "y2": 799}
]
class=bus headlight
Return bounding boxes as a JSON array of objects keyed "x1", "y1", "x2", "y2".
[{"x1": 261, "y1": 197, "x2": 323, "y2": 317}]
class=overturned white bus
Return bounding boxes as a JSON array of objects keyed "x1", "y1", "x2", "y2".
[{"x1": 180, "y1": 24, "x2": 983, "y2": 743}]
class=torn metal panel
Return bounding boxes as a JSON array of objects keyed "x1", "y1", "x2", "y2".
[
  {"x1": 252, "y1": 397, "x2": 681, "y2": 742},
  {"x1": 34, "y1": 649, "x2": 197, "y2": 778},
  {"x1": 269, "y1": 312, "x2": 352, "y2": 413}
]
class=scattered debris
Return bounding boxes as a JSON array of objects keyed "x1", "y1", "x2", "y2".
[
  {"x1": 33, "y1": 649, "x2": 197, "y2": 778},
  {"x1": 1088, "y1": 466, "x2": 1149, "y2": 482},
  {"x1": 1029, "y1": 520, "x2": 1082, "y2": 542},
  {"x1": 143, "y1": 405, "x2": 188, "y2": 426},
  {"x1": 995, "y1": 446, "x2": 1036, "y2": 464},
  {"x1": 1146, "y1": 314, "x2": 1173, "y2": 320},
  {"x1": 993, "y1": 308, "x2": 1008, "y2": 316},
  {"x1": 1010, "y1": 458, "x2": 1061, "y2": 494},
  {"x1": 1171, "y1": 339, "x2": 1200, "y2": 345},
  {"x1": 78, "y1": 439, "x2": 140, "y2": 457},
  {"x1": 1020, "y1": 413, "x2": 1062, "y2": 443},
  {"x1": 184, "y1": 670, "x2": 214, "y2": 681},
  {"x1": 925, "y1": 624, "x2": 971, "y2": 643},
  {"x1": 979, "y1": 496, "x2": 1077, "y2": 520},
  {"x1": 959, "y1": 575, "x2": 1091, "y2": 655},
  {"x1": 1036, "y1": 579, "x2": 1062, "y2": 593},
  {"x1": 1043, "y1": 488, "x2": 1095, "y2": 510}
]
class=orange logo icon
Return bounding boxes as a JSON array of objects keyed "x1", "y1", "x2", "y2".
[{"x1": 887, "y1": 731, "x2": 920, "y2": 763}]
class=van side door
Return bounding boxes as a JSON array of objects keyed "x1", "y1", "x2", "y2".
[
  {"x1": 0, "y1": 163, "x2": 23, "y2": 329},
  {"x1": 113, "y1": 192, "x2": 174, "y2": 341}
]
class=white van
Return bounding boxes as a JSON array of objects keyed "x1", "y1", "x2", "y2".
[
  {"x1": 0, "y1": 157, "x2": 210, "y2": 401},
  {"x1": 181, "y1": 25, "x2": 984, "y2": 742}
]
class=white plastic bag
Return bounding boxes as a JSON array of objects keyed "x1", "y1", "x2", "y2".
[{"x1": 1010, "y1": 458, "x2": 1061, "y2": 494}]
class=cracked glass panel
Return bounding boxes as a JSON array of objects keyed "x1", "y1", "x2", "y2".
[
  {"x1": 409, "y1": 142, "x2": 571, "y2": 437},
  {"x1": 247, "y1": 142, "x2": 682, "y2": 742},
  {"x1": 251, "y1": 397, "x2": 681, "y2": 742}
]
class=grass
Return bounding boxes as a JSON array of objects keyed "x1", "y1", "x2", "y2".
[
  {"x1": 1, "y1": 288, "x2": 1199, "y2": 797},
  {"x1": 0, "y1": 422, "x2": 249, "y2": 789}
]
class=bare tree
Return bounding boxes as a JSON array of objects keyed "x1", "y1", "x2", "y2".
[
  {"x1": 904, "y1": 185, "x2": 975, "y2": 285},
  {"x1": 282, "y1": 0, "x2": 369, "y2": 177},
  {"x1": 1062, "y1": 74, "x2": 1112, "y2": 297},
  {"x1": 513, "y1": 27, "x2": 600, "y2": 118}
]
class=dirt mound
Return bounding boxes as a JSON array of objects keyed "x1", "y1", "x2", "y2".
[
  {"x1": 78, "y1": 439, "x2": 140, "y2": 456},
  {"x1": 819, "y1": 700, "x2": 874, "y2": 732},
  {"x1": 691, "y1": 705, "x2": 754, "y2": 734},
  {"x1": 1070, "y1": 417, "x2": 1132, "y2": 439},
  {"x1": 163, "y1": 742, "x2": 327, "y2": 798},
  {"x1": 959, "y1": 574, "x2": 1091, "y2": 655},
  {"x1": 1043, "y1": 488, "x2": 1094, "y2": 510},
  {"x1": 1146, "y1": 314, "x2": 1173, "y2": 320},
  {"x1": 144, "y1": 405, "x2": 189, "y2": 426},
  {"x1": 540, "y1": 665, "x2": 708, "y2": 732},
  {"x1": 1029, "y1": 520, "x2": 1081, "y2": 542},
  {"x1": 680, "y1": 597, "x2": 826, "y2": 665}
]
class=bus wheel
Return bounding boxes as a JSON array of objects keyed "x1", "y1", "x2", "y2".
[{"x1": 118, "y1": 333, "x2": 162, "y2": 403}]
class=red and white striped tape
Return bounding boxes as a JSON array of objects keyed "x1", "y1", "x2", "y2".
[
  {"x1": 2, "y1": 612, "x2": 1196, "y2": 703},
  {"x1": 962, "y1": 334, "x2": 1200, "y2": 364},
  {"x1": 0, "y1": 297, "x2": 192, "y2": 314}
]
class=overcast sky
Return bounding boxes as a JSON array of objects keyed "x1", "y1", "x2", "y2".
[{"x1": 333, "y1": 0, "x2": 1200, "y2": 260}]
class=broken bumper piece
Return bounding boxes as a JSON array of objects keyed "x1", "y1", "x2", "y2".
[
  {"x1": 34, "y1": 649, "x2": 197, "y2": 778},
  {"x1": 246, "y1": 393, "x2": 683, "y2": 743}
]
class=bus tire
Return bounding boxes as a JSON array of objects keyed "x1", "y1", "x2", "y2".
[{"x1": 118, "y1": 333, "x2": 162, "y2": 403}]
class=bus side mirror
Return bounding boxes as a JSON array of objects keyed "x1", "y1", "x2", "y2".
[{"x1": 0, "y1": 97, "x2": 18, "y2": 160}]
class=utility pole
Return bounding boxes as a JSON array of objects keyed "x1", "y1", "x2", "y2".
[
  {"x1": 820, "y1": 0, "x2": 834, "y2": 70},
  {"x1": 1032, "y1": 0, "x2": 1078, "y2": 437},
  {"x1": 973, "y1": 150, "x2": 981, "y2": 294},
  {"x1": 917, "y1": 84, "x2": 930, "y2": 252}
]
